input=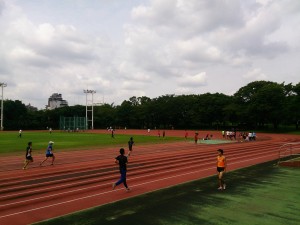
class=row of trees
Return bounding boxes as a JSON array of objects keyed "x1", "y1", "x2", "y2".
[{"x1": 2, "y1": 81, "x2": 300, "y2": 131}]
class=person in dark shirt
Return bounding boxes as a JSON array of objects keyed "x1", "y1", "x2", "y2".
[
  {"x1": 23, "y1": 141, "x2": 33, "y2": 170},
  {"x1": 112, "y1": 148, "x2": 130, "y2": 191},
  {"x1": 128, "y1": 137, "x2": 134, "y2": 156}
]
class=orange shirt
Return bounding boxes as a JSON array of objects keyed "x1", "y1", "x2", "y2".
[{"x1": 217, "y1": 155, "x2": 226, "y2": 168}]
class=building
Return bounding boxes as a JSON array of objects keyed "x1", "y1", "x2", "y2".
[{"x1": 46, "y1": 93, "x2": 68, "y2": 110}]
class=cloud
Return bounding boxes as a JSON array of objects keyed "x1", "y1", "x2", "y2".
[
  {"x1": 0, "y1": 0, "x2": 299, "y2": 109},
  {"x1": 243, "y1": 68, "x2": 267, "y2": 80},
  {"x1": 177, "y1": 72, "x2": 207, "y2": 87}
]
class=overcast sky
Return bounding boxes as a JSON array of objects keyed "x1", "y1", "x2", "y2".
[{"x1": 0, "y1": 0, "x2": 299, "y2": 109}]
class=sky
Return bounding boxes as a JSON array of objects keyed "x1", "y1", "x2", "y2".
[{"x1": 0, "y1": 0, "x2": 299, "y2": 109}]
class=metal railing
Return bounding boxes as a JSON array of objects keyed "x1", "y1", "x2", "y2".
[{"x1": 278, "y1": 142, "x2": 300, "y2": 164}]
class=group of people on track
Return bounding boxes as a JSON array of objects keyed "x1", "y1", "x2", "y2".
[
  {"x1": 23, "y1": 141, "x2": 55, "y2": 170},
  {"x1": 23, "y1": 133, "x2": 227, "y2": 192},
  {"x1": 112, "y1": 135, "x2": 227, "y2": 192}
]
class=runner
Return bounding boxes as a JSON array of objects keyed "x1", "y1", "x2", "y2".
[
  {"x1": 128, "y1": 137, "x2": 134, "y2": 156},
  {"x1": 23, "y1": 141, "x2": 33, "y2": 170},
  {"x1": 112, "y1": 148, "x2": 130, "y2": 191},
  {"x1": 40, "y1": 141, "x2": 55, "y2": 166},
  {"x1": 217, "y1": 149, "x2": 227, "y2": 190}
]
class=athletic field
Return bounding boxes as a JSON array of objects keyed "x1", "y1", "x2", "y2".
[{"x1": 0, "y1": 129, "x2": 299, "y2": 225}]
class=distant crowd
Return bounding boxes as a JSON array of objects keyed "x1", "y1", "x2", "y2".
[{"x1": 222, "y1": 130, "x2": 256, "y2": 141}]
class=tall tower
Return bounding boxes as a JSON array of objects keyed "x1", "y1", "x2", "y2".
[
  {"x1": 0, "y1": 83, "x2": 7, "y2": 131},
  {"x1": 83, "y1": 89, "x2": 96, "y2": 130}
]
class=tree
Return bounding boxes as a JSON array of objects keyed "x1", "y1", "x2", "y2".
[{"x1": 234, "y1": 81, "x2": 286, "y2": 129}]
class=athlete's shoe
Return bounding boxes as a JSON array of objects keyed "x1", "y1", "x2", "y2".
[
  {"x1": 112, "y1": 183, "x2": 116, "y2": 190},
  {"x1": 223, "y1": 184, "x2": 226, "y2": 190},
  {"x1": 218, "y1": 186, "x2": 223, "y2": 190}
]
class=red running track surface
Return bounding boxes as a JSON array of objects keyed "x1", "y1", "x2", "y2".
[{"x1": 0, "y1": 130, "x2": 299, "y2": 225}]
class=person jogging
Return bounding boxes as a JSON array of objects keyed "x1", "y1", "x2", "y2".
[
  {"x1": 112, "y1": 148, "x2": 130, "y2": 191},
  {"x1": 217, "y1": 149, "x2": 227, "y2": 190},
  {"x1": 23, "y1": 141, "x2": 33, "y2": 170},
  {"x1": 40, "y1": 141, "x2": 55, "y2": 166},
  {"x1": 128, "y1": 137, "x2": 134, "y2": 156}
]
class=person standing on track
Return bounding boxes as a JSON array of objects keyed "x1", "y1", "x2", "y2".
[
  {"x1": 128, "y1": 137, "x2": 134, "y2": 156},
  {"x1": 112, "y1": 148, "x2": 130, "y2": 191},
  {"x1": 40, "y1": 141, "x2": 55, "y2": 166},
  {"x1": 111, "y1": 129, "x2": 115, "y2": 138},
  {"x1": 23, "y1": 141, "x2": 33, "y2": 170},
  {"x1": 194, "y1": 132, "x2": 199, "y2": 144},
  {"x1": 217, "y1": 149, "x2": 227, "y2": 190},
  {"x1": 184, "y1": 130, "x2": 188, "y2": 141}
]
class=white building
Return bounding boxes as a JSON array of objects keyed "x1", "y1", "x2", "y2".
[{"x1": 46, "y1": 93, "x2": 68, "y2": 110}]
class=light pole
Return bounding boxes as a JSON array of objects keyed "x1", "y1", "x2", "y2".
[
  {"x1": 83, "y1": 89, "x2": 96, "y2": 130},
  {"x1": 0, "y1": 83, "x2": 7, "y2": 131}
]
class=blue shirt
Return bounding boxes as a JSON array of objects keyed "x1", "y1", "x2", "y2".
[{"x1": 46, "y1": 145, "x2": 53, "y2": 155}]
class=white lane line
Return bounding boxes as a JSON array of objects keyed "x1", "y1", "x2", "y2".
[
  {"x1": 0, "y1": 153, "x2": 278, "y2": 219},
  {"x1": 0, "y1": 161, "x2": 211, "y2": 208},
  {"x1": 0, "y1": 167, "x2": 211, "y2": 219},
  {"x1": 0, "y1": 150, "x2": 277, "y2": 203},
  {"x1": 0, "y1": 153, "x2": 208, "y2": 196}
]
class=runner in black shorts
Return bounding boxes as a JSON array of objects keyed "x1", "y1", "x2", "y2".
[
  {"x1": 23, "y1": 142, "x2": 33, "y2": 170},
  {"x1": 217, "y1": 149, "x2": 227, "y2": 190},
  {"x1": 217, "y1": 167, "x2": 225, "y2": 173},
  {"x1": 128, "y1": 137, "x2": 134, "y2": 156}
]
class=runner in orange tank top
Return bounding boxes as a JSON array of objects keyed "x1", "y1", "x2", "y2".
[{"x1": 217, "y1": 149, "x2": 227, "y2": 190}]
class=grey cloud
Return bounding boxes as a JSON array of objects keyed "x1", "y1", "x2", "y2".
[{"x1": 1, "y1": 0, "x2": 299, "y2": 109}]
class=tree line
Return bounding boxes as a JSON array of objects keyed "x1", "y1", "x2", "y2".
[{"x1": 2, "y1": 80, "x2": 300, "y2": 131}]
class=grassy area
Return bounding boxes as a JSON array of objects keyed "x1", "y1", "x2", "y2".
[
  {"x1": 35, "y1": 161, "x2": 300, "y2": 225},
  {"x1": 288, "y1": 131, "x2": 300, "y2": 135},
  {"x1": 0, "y1": 131, "x2": 182, "y2": 155}
]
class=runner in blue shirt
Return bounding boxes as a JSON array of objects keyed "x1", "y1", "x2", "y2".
[{"x1": 40, "y1": 141, "x2": 55, "y2": 166}]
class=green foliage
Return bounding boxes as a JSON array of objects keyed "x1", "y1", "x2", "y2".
[{"x1": 2, "y1": 81, "x2": 300, "y2": 131}]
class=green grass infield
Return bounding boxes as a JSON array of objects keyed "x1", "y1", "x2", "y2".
[
  {"x1": 0, "y1": 131, "x2": 182, "y2": 155},
  {"x1": 34, "y1": 160, "x2": 300, "y2": 225}
]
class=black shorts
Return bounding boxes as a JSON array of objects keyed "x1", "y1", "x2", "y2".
[
  {"x1": 217, "y1": 167, "x2": 225, "y2": 172},
  {"x1": 46, "y1": 154, "x2": 54, "y2": 157},
  {"x1": 26, "y1": 156, "x2": 33, "y2": 161}
]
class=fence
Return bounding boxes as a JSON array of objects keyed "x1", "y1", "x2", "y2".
[
  {"x1": 59, "y1": 116, "x2": 86, "y2": 131},
  {"x1": 278, "y1": 142, "x2": 300, "y2": 166}
]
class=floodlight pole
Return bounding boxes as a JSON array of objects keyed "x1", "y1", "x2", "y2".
[
  {"x1": 0, "y1": 83, "x2": 7, "y2": 131},
  {"x1": 83, "y1": 89, "x2": 96, "y2": 130}
]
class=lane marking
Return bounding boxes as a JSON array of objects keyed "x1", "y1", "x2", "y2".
[{"x1": 0, "y1": 152, "x2": 278, "y2": 219}]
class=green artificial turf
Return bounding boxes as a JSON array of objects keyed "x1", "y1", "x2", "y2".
[
  {"x1": 0, "y1": 131, "x2": 182, "y2": 155},
  {"x1": 35, "y1": 161, "x2": 300, "y2": 225}
]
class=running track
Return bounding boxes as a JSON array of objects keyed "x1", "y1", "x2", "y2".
[{"x1": 0, "y1": 130, "x2": 299, "y2": 225}]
